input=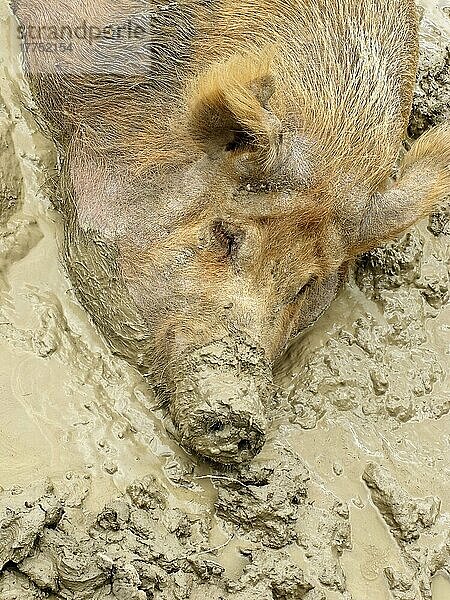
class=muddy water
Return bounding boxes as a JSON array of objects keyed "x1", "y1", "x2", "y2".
[{"x1": 0, "y1": 1, "x2": 449, "y2": 599}]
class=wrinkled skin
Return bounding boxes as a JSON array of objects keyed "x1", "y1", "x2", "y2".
[{"x1": 13, "y1": 0, "x2": 450, "y2": 463}]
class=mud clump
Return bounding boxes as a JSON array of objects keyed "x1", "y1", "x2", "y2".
[
  {"x1": 226, "y1": 550, "x2": 314, "y2": 599},
  {"x1": 0, "y1": 473, "x2": 323, "y2": 599},
  {"x1": 126, "y1": 475, "x2": 167, "y2": 511},
  {"x1": 409, "y1": 42, "x2": 450, "y2": 138},
  {"x1": 428, "y1": 199, "x2": 450, "y2": 237},
  {"x1": 355, "y1": 232, "x2": 424, "y2": 296},
  {"x1": 363, "y1": 463, "x2": 441, "y2": 542},
  {"x1": 0, "y1": 479, "x2": 64, "y2": 571},
  {"x1": 356, "y1": 229, "x2": 449, "y2": 313},
  {"x1": 0, "y1": 474, "x2": 214, "y2": 599},
  {"x1": 214, "y1": 455, "x2": 309, "y2": 549}
]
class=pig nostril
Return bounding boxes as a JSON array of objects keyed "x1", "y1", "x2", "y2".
[
  {"x1": 186, "y1": 406, "x2": 267, "y2": 464},
  {"x1": 238, "y1": 439, "x2": 251, "y2": 452},
  {"x1": 208, "y1": 419, "x2": 225, "y2": 433}
]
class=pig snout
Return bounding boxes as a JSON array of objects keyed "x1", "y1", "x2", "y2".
[
  {"x1": 177, "y1": 372, "x2": 267, "y2": 463},
  {"x1": 169, "y1": 338, "x2": 273, "y2": 464}
]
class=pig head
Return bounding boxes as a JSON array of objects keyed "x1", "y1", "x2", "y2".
[
  {"x1": 13, "y1": 0, "x2": 450, "y2": 463},
  {"x1": 63, "y1": 130, "x2": 346, "y2": 463}
]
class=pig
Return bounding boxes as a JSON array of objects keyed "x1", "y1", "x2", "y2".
[{"x1": 13, "y1": 0, "x2": 450, "y2": 464}]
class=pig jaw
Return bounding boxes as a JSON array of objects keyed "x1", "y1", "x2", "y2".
[{"x1": 169, "y1": 336, "x2": 273, "y2": 465}]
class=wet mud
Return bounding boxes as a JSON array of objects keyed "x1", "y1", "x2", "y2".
[{"x1": 0, "y1": 1, "x2": 449, "y2": 599}]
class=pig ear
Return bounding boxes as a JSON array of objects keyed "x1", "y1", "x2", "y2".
[
  {"x1": 187, "y1": 53, "x2": 283, "y2": 173},
  {"x1": 345, "y1": 123, "x2": 450, "y2": 256}
]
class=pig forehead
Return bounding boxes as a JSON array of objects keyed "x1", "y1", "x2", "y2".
[
  {"x1": 137, "y1": 193, "x2": 329, "y2": 245},
  {"x1": 200, "y1": 159, "x2": 322, "y2": 217},
  {"x1": 136, "y1": 166, "x2": 327, "y2": 232}
]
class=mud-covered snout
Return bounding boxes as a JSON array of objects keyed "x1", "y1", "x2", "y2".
[
  {"x1": 169, "y1": 337, "x2": 273, "y2": 464},
  {"x1": 176, "y1": 372, "x2": 267, "y2": 463}
]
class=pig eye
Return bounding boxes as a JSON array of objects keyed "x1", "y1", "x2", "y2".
[
  {"x1": 291, "y1": 277, "x2": 315, "y2": 303},
  {"x1": 211, "y1": 220, "x2": 241, "y2": 258},
  {"x1": 225, "y1": 130, "x2": 255, "y2": 152}
]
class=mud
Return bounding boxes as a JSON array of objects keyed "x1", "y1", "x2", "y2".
[
  {"x1": 409, "y1": 0, "x2": 450, "y2": 137},
  {"x1": 0, "y1": 1, "x2": 449, "y2": 599}
]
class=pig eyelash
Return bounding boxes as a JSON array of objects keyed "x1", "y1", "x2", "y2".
[
  {"x1": 211, "y1": 220, "x2": 239, "y2": 258},
  {"x1": 225, "y1": 130, "x2": 255, "y2": 153}
]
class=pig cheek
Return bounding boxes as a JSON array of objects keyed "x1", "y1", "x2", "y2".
[
  {"x1": 261, "y1": 301, "x2": 303, "y2": 359},
  {"x1": 290, "y1": 273, "x2": 342, "y2": 337},
  {"x1": 116, "y1": 256, "x2": 178, "y2": 349}
]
